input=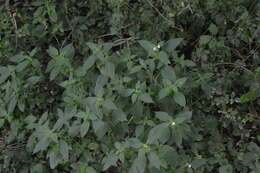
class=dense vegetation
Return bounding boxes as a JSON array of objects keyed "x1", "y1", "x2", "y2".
[{"x1": 0, "y1": 0, "x2": 259, "y2": 172}]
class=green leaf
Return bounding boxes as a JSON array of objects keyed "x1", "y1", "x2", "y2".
[
  {"x1": 61, "y1": 43, "x2": 75, "y2": 58},
  {"x1": 30, "y1": 163, "x2": 45, "y2": 173},
  {"x1": 112, "y1": 110, "x2": 127, "y2": 122},
  {"x1": 0, "y1": 67, "x2": 10, "y2": 84},
  {"x1": 100, "y1": 62, "x2": 115, "y2": 79},
  {"x1": 240, "y1": 89, "x2": 257, "y2": 102},
  {"x1": 49, "y1": 67, "x2": 60, "y2": 80},
  {"x1": 191, "y1": 158, "x2": 207, "y2": 169},
  {"x1": 138, "y1": 40, "x2": 156, "y2": 56},
  {"x1": 80, "y1": 121, "x2": 90, "y2": 137},
  {"x1": 158, "y1": 51, "x2": 170, "y2": 65},
  {"x1": 59, "y1": 140, "x2": 70, "y2": 160},
  {"x1": 174, "y1": 77, "x2": 187, "y2": 88},
  {"x1": 175, "y1": 111, "x2": 192, "y2": 124},
  {"x1": 47, "y1": 46, "x2": 59, "y2": 57},
  {"x1": 161, "y1": 66, "x2": 176, "y2": 82},
  {"x1": 164, "y1": 38, "x2": 183, "y2": 52},
  {"x1": 0, "y1": 119, "x2": 5, "y2": 128},
  {"x1": 85, "y1": 167, "x2": 97, "y2": 173},
  {"x1": 93, "y1": 120, "x2": 107, "y2": 139},
  {"x1": 10, "y1": 55, "x2": 25, "y2": 63},
  {"x1": 16, "y1": 61, "x2": 29, "y2": 72},
  {"x1": 104, "y1": 99, "x2": 118, "y2": 110},
  {"x1": 77, "y1": 55, "x2": 97, "y2": 76},
  {"x1": 184, "y1": 60, "x2": 196, "y2": 67},
  {"x1": 155, "y1": 112, "x2": 172, "y2": 122},
  {"x1": 209, "y1": 23, "x2": 218, "y2": 35},
  {"x1": 48, "y1": 149, "x2": 59, "y2": 169},
  {"x1": 219, "y1": 164, "x2": 233, "y2": 173},
  {"x1": 255, "y1": 67, "x2": 260, "y2": 78},
  {"x1": 173, "y1": 91, "x2": 186, "y2": 107},
  {"x1": 102, "y1": 152, "x2": 118, "y2": 171},
  {"x1": 148, "y1": 152, "x2": 161, "y2": 169},
  {"x1": 130, "y1": 151, "x2": 147, "y2": 173},
  {"x1": 27, "y1": 76, "x2": 41, "y2": 85},
  {"x1": 158, "y1": 88, "x2": 171, "y2": 100},
  {"x1": 147, "y1": 123, "x2": 170, "y2": 144},
  {"x1": 199, "y1": 35, "x2": 211, "y2": 45},
  {"x1": 140, "y1": 93, "x2": 154, "y2": 103},
  {"x1": 33, "y1": 137, "x2": 51, "y2": 154},
  {"x1": 8, "y1": 97, "x2": 17, "y2": 114},
  {"x1": 171, "y1": 127, "x2": 183, "y2": 146}
]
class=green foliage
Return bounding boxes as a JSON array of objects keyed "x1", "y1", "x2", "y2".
[{"x1": 0, "y1": 0, "x2": 259, "y2": 172}]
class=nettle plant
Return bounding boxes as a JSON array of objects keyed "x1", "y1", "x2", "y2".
[{"x1": 1, "y1": 38, "x2": 198, "y2": 172}]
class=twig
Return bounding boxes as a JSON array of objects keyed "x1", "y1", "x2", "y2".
[
  {"x1": 5, "y1": 0, "x2": 20, "y2": 49},
  {"x1": 112, "y1": 37, "x2": 139, "y2": 47},
  {"x1": 214, "y1": 63, "x2": 254, "y2": 75},
  {"x1": 145, "y1": 0, "x2": 183, "y2": 31}
]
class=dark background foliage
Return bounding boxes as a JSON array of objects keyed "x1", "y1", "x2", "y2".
[{"x1": 0, "y1": 0, "x2": 259, "y2": 172}]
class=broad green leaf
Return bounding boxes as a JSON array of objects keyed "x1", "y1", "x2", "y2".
[
  {"x1": 184, "y1": 60, "x2": 196, "y2": 67},
  {"x1": 0, "y1": 67, "x2": 10, "y2": 84},
  {"x1": 138, "y1": 40, "x2": 156, "y2": 56},
  {"x1": 8, "y1": 97, "x2": 17, "y2": 114},
  {"x1": 158, "y1": 51, "x2": 170, "y2": 65},
  {"x1": 171, "y1": 127, "x2": 183, "y2": 146},
  {"x1": 240, "y1": 89, "x2": 257, "y2": 102},
  {"x1": 129, "y1": 66, "x2": 142, "y2": 74},
  {"x1": 155, "y1": 112, "x2": 172, "y2": 122},
  {"x1": 59, "y1": 140, "x2": 70, "y2": 160},
  {"x1": 48, "y1": 149, "x2": 59, "y2": 169},
  {"x1": 100, "y1": 62, "x2": 115, "y2": 79},
  {"x1": 10, "y1": 55, "x2": 25, "y2": 63},
  {"x1": 93, "y1": 120, "x2": 107, "y2": 139},
  {"x1": 199, "y1": 35, "x2": 211, "y2": 45},
  {"x1": 77, "y1": 55, "x2": 97, "y2": 76},
  {"x1": 191, "y1": 158, "x2": 207, "y2": 169},
  {"x1": 61, "y1": 43, "x2": 75, "y2": 58},
  {"x1": 173, "y1": 91, "x2": 186, "y2": 107},
  {"x1": 256, "y1": 67, "x2": 260, "y2": 78},
  {"x1": 161, "y1": 66, "x2": 176, "y2": 82},
  {"x1": 175, "y1": 111, "x2": 192, "y2": 124},
  {"x1": 80, "y1": 121, "x2": 90, "y2": 137},
  {"x1": 47, "y1": 46, "x2": 59, "y2": 57},
  {"x1": 158, "y1": 88, "x2": 171, "y2": 100},
  {"x1": 33, "y1": 137, "x2": 51, "y2": 154},
  {"x1": 27, "y1": 76, "x2": 41, "y2": 85},
  {"x1": 30, "y1": 163, "x2": 45, "y2": 173},
  {"x1": 130, "y1": 151, "x2": 147, "y2": 173},
  {"x1": 102, "y1": 152, "x2": 118, "y2": 171},
  {"x1": 164, "y1": 38, "x2": 183, "y2": 52},
  {"x1": 85, "y1": 167, "x2": 97, "y2": 173},
  {"x1": 49, "y1": 67, "x2": 60, "y2": 80},
  {"x1": 102, "y1": 42, "x2": 113, "y2": 52},
  {"x1": 209, "y1": 23, "x2": 218, "y2": 35},
  {"x1": 147, "y1": 123, "x2": 170, "y2": 144},
  {"x1": 16, "y1": 60, "x2": 29, "y2": 72},
  {"x1": 0, "y1": 118, "x2": 4, "y2": 128},
  {"x1": 135, "y1": 125, "x2": 144, "y2": 137},
  {"x1": 148, "y1": 152, "x2": 161, "y2": 169},
  {"x1": 140, "y1": 93, "x2": 154, "y2": 103},
  {"x1": 112, "y1": 110, "x2": 127, "y2": 122},
  {"x1": 94, "y1": 75, "x2": 108, "y2": 97},
  {"x1": 219, "y1": 164, "x2": 233, "y2": 173},
  {"x1": 104, "y1": 99, "x2": 118, "y2": 110},
  {"x1": 174, "y1": 77, "x2": 187, "y2": 88}
]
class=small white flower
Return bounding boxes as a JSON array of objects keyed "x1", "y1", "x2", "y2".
[
  {"x1": 153, "y1": 47, "x2": 157, "y2": 51},
  {"x1": 171, "y1": 121, "x2": 176, "y2": 126},
  {"x1": 188, "y1": 164, "x2": 192, "y2": 168},
  {"x1": 157, "y1": 44, "x2": 161, "y2": 49}
]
